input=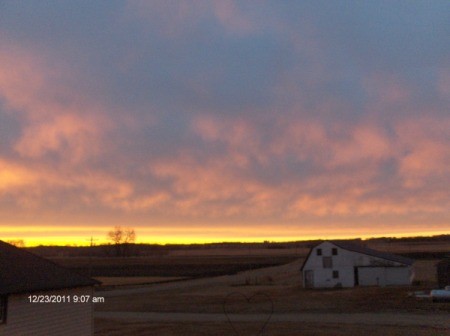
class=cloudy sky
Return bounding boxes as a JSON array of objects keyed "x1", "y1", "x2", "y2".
[{"x1": 1, "y1": 1, "x2": 449, "y2": 245}]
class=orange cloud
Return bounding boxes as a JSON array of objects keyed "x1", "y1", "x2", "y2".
[
  {"x1": 187, "y1": 113, "x2": 450, "y2": 222},
  {"x1": 396, "y1": 116, "x2": 450, "y2": 188},
  {"x1": 328, "y1": 124, "x2": 392, "y2": 167},
  {"x1": 0, "y1": 158, "x2": 38, "y2": 192},
  {"x1": 191, "y1": 115, "x2": 268, "y2": 166},
  {"x1": 14, "y1": 113, "x2": 101, "y2": 161},
  {"x1": 0, "y1": 41, "x2": 108, "y2": 162},
  {"x1": 0, "y1": 155, "x2": 167, "y2": 212},
  {"x1": 0, "y1": 44, "x2": 47, "y2": 114}
]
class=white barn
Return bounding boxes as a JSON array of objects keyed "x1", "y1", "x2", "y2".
[
  {"x1": 301, "y1": 240, "x2": 414, "y2": 288},
  {"x1": 0, "y1": 240, "x2": 100, "y2": 336}
]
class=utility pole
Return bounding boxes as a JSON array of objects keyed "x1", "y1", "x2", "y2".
[{"x1": 86, "y1": 236, "x2": 98, "y2": 278}]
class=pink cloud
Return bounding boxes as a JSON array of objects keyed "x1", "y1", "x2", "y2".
[
  {"x1": 328, "y1": 123, "x2": 392, "y2": 168},
  {"x1": 0, "y1": 41, "x2": 109, "y2": 162},
  {"x1": 14, "y1": 113, "x2": 102, "y2": 161},
  {"x1": 0, "y1": 158, "x2": 38, "y2": 192},
  {"x1": 212, "y1": 0, "x2": 255, "y2": 35},
  {"x1": 0, "y1": 154, "x2": 171, "y2": 212},
  {"x1": 364, "y1": 73, "x2": 412, "y2": 104},
  {"x1": 185, "y1": 111, "x2": 450, "y2": 222},
  {"x1": 126, "y1": 0, "x2": 256, "y2": 36},
  {"x1": 395, "y1": 116, "x2": 450, "y2": 188},
  {"x1": 191, "y1": 115, "x2": 267, "y2": 166}
]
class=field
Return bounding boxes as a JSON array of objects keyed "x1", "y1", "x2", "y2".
[
  {"x1": 93, "y1": 258, "x2": 449, "y2": 335},
  {"x1": 94, "y1": 277, "x2": 188, "y2": 286},
  {"x1": 60, "y1": 240, "x2": 450, "y2": 335},
  {"x1": 51, "y1": 254, "x2": 298, "y2": 278}
]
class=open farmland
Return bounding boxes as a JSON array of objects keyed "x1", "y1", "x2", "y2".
[
  {"x1": 50, "y1": 254, "x2": 299, "y2": 278},
  {"x1": 48, "y1": 239, "x2": 449, "y2": 279},
  {"x1": 88, "y1": 240, "x2": 449, "y2": 335},
  {"x1": 93, "y1": 258, "x2": 450, "y2": 335},
  {"x1": 366, "y1": 241, "x2": 450, "y2": 260}
]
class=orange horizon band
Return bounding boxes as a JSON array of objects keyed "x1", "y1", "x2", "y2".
[{"x1": 2, "y1": 230, "x2": 448, "y2": 247}]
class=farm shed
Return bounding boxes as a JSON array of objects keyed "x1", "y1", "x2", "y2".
[
  {"x1": 0, "y1": 240, "x2": 100, "y2": 336},
  {"x1": 437, "y1": 258, "x2": 450, "y2": 288},
  {"x1": 301, "y1": 240, "x2": 414, "y2": 288}
]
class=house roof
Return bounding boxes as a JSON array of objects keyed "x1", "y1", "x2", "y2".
[
  {"x1": 0, "y1": 240, "x2": 100, "y2": 295},
  {"x1": 300, "y1": 240, "x2": 414, "y2": 270}
]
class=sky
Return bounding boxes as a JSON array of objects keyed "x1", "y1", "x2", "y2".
[{"x1": 0, "y1": 1, "x2": 449, "y2": 246}]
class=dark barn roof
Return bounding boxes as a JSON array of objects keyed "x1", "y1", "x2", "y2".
[
  {"x1": 331, "y1": 240, "x2": 415, "y2": 266},
  {"x1": 301, "y1": 240, "x2": 414, "y2": 270},
  {"x1": 0, "y1": 240, "x2": 100, "y2": 295}
]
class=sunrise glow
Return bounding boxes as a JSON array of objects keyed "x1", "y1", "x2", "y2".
[{"x1": 1, "y1": 2, "x2": 449, "y2": 246}]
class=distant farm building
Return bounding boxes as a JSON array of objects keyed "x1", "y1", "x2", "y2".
[
  {"x1": 437, "y1": 258, "x2": 450, "y2": 288},
  {"x1": 0, "y1": 240, "x2": 100, "y2": 336},
  {"x1": 301, "y1": 241, "x2": 414, "y2": 288}
]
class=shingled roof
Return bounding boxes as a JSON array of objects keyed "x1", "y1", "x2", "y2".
[{"x1": 0, "y1": 240, "x2": 100, "y2": 295}]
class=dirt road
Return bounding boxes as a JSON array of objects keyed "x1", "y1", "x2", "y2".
[
  {"x1": 95, "y1": 311, "x2": 450, "y2": 328},
  {"x1": 97, "y1": 274, "x2": 235, "y2": 297}
]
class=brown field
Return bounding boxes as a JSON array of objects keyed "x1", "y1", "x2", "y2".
[
  {"x1": 91, "y1": 240, "x2": 450, "y2": 335},
  {"x1": 367, "y1": 241, "x2": 450, "y2": 254},
  {"x1": 168, "y1": 247, "x2": 311, "y2": 256},
  {"x1": 94, "y1": 276, "x2": 187, "y2": 286},
  {"x1": 51, "y1": 255, "x2": 299, "y2": 278}
]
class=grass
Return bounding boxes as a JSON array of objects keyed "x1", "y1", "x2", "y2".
[{"x1": 95, "y1": 320, "x2": 450, "y2": 336}]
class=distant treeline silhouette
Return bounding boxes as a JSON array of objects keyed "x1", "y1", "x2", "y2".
[{"x1": 23, "y1": 234, "x2": 450, "y2": 258}]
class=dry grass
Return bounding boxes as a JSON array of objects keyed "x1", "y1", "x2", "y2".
[
  {"x1": 95, "y1": 259, "x2": 446, "y2": 314},
  {"x1": 413, "y1": 260, "x2": 440, "y2": 284},
  {"x1": 169, "y1": 247, "x2": 310, "y2": 257},
  {"x1": 95, "y1": 320, "x2": 450, "y2": 336},
  {"x1": 367, "y1": 241, "x2": 450, "y2": 254},
  {"x1": 94, "y1": 276, "x2": 187, "y2": 286}
]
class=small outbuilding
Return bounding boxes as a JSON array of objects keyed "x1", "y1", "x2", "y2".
[
  {"x1": 301, "y1": 240, "x2": 414, "y2": 288},
  {"x1": 0, "y1": 240, "x2": 100, "y2": 336}
]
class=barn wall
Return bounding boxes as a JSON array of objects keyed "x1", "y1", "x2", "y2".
[
  {"x1": 302, "y1": 242, "x2": 355, "y2": 288},
  {"x1": 0, "y1": 287, "x2": 94, "y2": 336},
  {"x1": 302, "y1": 242, "x2": 411, "y2": 288},
  {"x1": 359, "y1": 267, "x2": 386, "y2": 286},
  {"x1": 359, "y1": 266, "x2": 412, "y2": 286},
  {"x1": 385, "y1": 267, "x2": 412, "y2": 285}
]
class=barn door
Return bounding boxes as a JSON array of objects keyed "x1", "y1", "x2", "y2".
[
  {"x1": 354, "y1": 267, "x2": 359, "y2": 286},
  {"x1": 304, "y1": 270, "x2": 314, "y2": 288}
]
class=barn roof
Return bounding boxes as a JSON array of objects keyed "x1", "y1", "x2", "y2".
[
  {"x1": 0, "y1": 240, "x2": 100, "y2": 295},
  {"x1": 330, "y1": 240, "x2": 415, "y2": 266},
  {"x1": 300, "y1": 240, "x2": 414, "y2": 270}
]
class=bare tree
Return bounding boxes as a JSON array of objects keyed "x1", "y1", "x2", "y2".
[
  {"x1": 107, "y1": 226, "x2": 136, "y2": 256},
  {"x1": 124, "y1": 228, "x2": 136, "y2": 244},
  {"x1": 107, "y1": 226, "x2": 124, "y2": 245}
]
